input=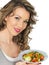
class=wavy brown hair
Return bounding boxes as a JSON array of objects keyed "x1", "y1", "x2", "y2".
[{"x1": 0, "y1": 0, "x2": 37, "y2": 51}]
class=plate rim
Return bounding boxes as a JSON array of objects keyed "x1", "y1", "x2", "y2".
[{"x1": 18, "y1": 49, "x2": 48, "y2": 62}]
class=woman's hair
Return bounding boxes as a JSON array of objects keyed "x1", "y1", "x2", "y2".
[{"x1": 0, "y1": 0, "x2": 37, "y2": 50}]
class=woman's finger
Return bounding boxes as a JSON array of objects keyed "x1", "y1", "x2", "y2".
[{"x1": 26, "y1": 62, "x2": 41, "y2": 65}]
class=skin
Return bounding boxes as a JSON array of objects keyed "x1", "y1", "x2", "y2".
[
  {"x1": 0, "y1": 7, "x2": 40, "y2": 65},
  {"x1": 5, "y1": 7, "x2": 30, "y2": 36}
]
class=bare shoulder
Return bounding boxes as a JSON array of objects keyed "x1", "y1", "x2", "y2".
[
  {"x1": 0, "y1": 32, "x2": 3, "y2": 48},
  {"x1": 0, "y1": 34, "x2": 2, "y2": 48},
  {"x1": 0, "y1": 42, "x2": 1, "y2": 47},
  {"x1": 0, "y1": 41, "x2": 1, "y2": 48},
  {"x1": 0, "y1": 41, "x2": 1, "y2": 47}
]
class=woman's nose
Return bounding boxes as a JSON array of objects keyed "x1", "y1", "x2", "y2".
[{"x1": 17, "y1": 21, "x2": 23, "y2": 28}]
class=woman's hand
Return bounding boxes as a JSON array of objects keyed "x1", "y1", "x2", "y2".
[
  {"x1": 15, "y1": 61, "x2": 27, "y2": 65},
  {"x1": 15, "y1": 61, "x2": 41, "y2": 65},
  {"x1": 26, "y1": 62, "x2": 41, "y2": 65}
]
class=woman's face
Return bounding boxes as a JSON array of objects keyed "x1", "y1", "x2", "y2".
[{"x1": 5, "y1": 7, "x2": 30, "y2": 36}]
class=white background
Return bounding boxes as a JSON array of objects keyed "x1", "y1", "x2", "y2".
[
  {"x1": 28, "y1": 0, "x2": 49, "y2": 65},
  {"x1": 0, "y1": 0, "x2": 49, "y2": 65}
]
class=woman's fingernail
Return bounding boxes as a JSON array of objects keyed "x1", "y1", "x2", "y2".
[{"x1": 39, "y1": 63, "x2": 41, "y2": 64}]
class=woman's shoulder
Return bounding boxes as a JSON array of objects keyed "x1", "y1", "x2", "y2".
[
  {"x1": 0, "y1": 42, "x2": 1, "y2": 47},
  {"x1": 0, "y1": 41, "x2": 1, "y2": 48},
  {"x1": 0, "y1": 41, "x2": 2, "y2": 48}
]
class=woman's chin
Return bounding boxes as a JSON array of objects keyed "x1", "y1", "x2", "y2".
[{"x1": 12, "y1": 33, "x2": 20, "y2": 36}]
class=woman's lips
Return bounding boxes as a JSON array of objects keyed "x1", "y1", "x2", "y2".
[{"x1": 14, "y1": 28, "x2": 21, "y2": 32}]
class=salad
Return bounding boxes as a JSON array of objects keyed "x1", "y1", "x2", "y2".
[{"x1": 22, "y1": 51, "x2": 44, "y2": 62}]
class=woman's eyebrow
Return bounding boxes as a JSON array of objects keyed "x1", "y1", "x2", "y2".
[
  {"x1": 15, "y1": 15, "x2": 29, "y2": 21},
  {"x1": 15, "y1": 15, "x2": 21, "y2": 18}
]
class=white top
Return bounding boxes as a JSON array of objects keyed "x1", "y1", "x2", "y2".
[
  {"x1": 0, "y1": 49, "x2": 21, "y2": 65},
  {"x1": 1, "y1": 49, "x2": 19, "y2": 62}
]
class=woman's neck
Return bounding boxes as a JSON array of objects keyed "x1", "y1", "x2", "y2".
[{"x1": 0, "y1": 28, "x2": 13, "y2": 44}]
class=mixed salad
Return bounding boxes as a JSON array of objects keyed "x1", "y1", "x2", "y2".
[{"x1": 22, "y1": 51, "x2": 44, "y2": 62}]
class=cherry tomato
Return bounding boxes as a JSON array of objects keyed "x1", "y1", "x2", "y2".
[
  {"x1": 32, "y1": 58, "x2": 38, "y2": 62},
  {"x1": 40, "y1": 56, "x2": 44, "y2": 60}
]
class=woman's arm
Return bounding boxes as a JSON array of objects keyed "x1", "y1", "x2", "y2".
[{"x1": 15, "y1": 61, "x2": 41, "y2": 65}]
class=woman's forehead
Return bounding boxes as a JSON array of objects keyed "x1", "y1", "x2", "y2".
[
  {"x1": 13, "y1": 7, "x2": 29, "y2": 13},
  {"x1": 13, "y1": 7, "x2": 30, "y2": 17}
]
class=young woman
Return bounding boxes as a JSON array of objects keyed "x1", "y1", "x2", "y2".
[{"x1": 0, "y1": 0, "x2": 40, "y2": 65}]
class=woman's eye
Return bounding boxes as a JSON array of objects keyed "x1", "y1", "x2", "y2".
[
  {"x1": 15, "y1": 17, "x2": 20, "y2": 20},
  {"x1": 24, "y1": 20, "x2": 29, "y2": 23}
]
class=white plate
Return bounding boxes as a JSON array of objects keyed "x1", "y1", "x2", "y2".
[{"x1": 18, "y1": 49, "x2": 48, "y2": 63}]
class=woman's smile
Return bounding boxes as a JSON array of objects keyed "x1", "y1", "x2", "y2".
[{"x1": 14, "y1": 27, "x2": 21, "y2": 33}]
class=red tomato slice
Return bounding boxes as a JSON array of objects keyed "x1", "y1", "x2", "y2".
[{"x1": 40, "y1": 56, "x2": 44, "y2": 60}]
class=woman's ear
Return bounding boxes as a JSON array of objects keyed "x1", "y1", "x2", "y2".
[{"x1": 5, "y1": 16, "x2": 8, "y2": 21}]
